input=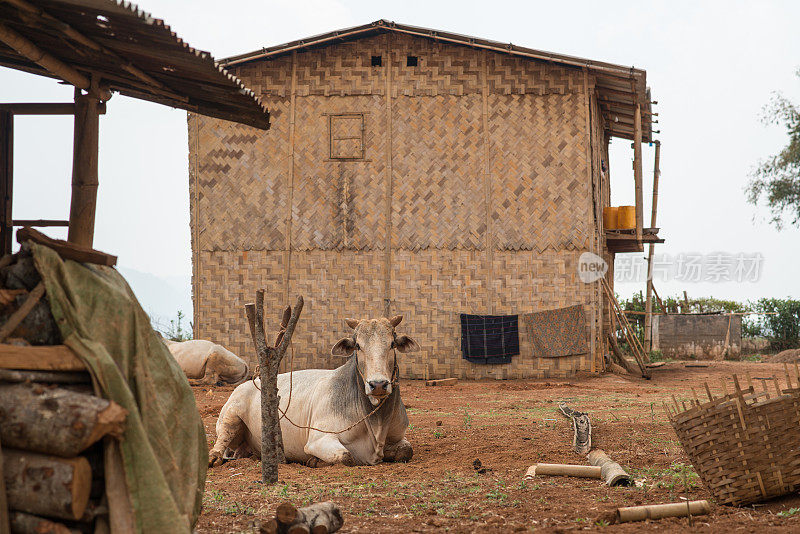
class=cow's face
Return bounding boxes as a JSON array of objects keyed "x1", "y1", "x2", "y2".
[{"x1": 331, "y1": 315, "x2": 419, "y2": 405}]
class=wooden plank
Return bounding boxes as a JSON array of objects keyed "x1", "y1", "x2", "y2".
[
  {"x1": 0, "y1": 344, "x2": 86, "y2": 371},
  {"x1": 67, "y1": 91, "x2": 101, "y2": 247},
  {"x1": 0, "y1": 111, "x2": 12, "y2": 256},
  {"x1": 12, "y1": 219, "x2": 69, "y2": 227},
  {"x1": 425, "y1": 378, "x2": 458, "y2": 387},
  {"x1": 0, "y1": 103, "x2": 106, "y2": 115},
  {"x1": 17, "y1": 227, "x2": 117, "y2": 266}
]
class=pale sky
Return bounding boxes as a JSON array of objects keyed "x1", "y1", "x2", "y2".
[{"x1": 1, "y1": 0, "x2": 799, "y2": 310}]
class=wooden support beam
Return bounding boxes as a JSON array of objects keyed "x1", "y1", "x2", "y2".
[
  {"x1": 643, "y1": 141, "x2": 661, "y2": 352},
  {"x1": 12, "y1": 219, "x2": 69, "y2": 227},
  {"x1": 0, "y1": 24, "x2": 110, "y2": 101},
  {"x1": 0, "y1": 103, "x2": 106, "y2": 115},
  {"x1": 633, "y1": 104, "x2": 643, "y2": 243},
  {"x1": 0, "y1": 111, "x2": 11, "y2": 256},
  {"x1": 67, "y1": 91, "x2": 100, "y2": 247}
]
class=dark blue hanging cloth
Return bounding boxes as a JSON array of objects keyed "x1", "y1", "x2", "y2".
[{"x1": 460, "y1": 314, "x2": 520, "y2": 364}]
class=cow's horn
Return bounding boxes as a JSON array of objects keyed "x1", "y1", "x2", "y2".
[
  {"x1": 389, "y1": 315, "x2": 403, "y2": 327},
  {"x1": 345, "y1": 318, "x2": 359, "y2": 329}
]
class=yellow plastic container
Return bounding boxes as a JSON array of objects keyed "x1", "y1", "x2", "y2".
[
  {"x1": 617, "y1": 206, "x2": 636, "y2": 229},
  {"x1": 602, "y1": 207, "x2": 619, "y2": 230}
]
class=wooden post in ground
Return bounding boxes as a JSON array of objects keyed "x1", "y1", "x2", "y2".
[
  {"x1": 245, "y1": 292, "x2": 303, "y2": 484},
  {"x1": 67, "y1": 90, "x2": 101, "y2": 247},
  {"x1": 0, "y1": 110, "x2": 12, "y2": 256},
  {"x1": 643, "y1": 140, "x2": 661, "y2": 352},
  {"x1": 0, "y1": 435, "x2": 10, "y2": 534},
  {"x1": 633, "y1": 103, "x2": 643, "y2": 244}
]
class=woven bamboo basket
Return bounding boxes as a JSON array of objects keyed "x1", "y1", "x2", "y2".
[{"x1": 666, "y1": 369, "x2": 800, "y2": 506}]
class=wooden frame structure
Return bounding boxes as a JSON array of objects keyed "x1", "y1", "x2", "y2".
[
  {"x1": 0, "y1": 1, "x2": 270, "y2": 529},
  {"x1": 0, "y1": 0, "x2": 270, "y2": 251}
]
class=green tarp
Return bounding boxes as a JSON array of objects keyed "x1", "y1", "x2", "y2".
[{"x1": 32, "y1": 243, "x2": 207, "y2": 533}]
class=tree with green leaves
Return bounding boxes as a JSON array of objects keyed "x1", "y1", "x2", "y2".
[{"x1": 747, "y1": 69, "x2": 800, "y2": 228}]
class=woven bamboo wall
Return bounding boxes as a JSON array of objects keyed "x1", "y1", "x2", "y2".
[{"x1": 189, "y1": 32, "x2": 604, "y2": 378}]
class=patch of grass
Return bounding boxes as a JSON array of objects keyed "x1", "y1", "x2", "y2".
[
  {"x1": 778, "y1": 507, "x2": 800, "y2": 517},
  {"x1": 463, "y1": 407, "x2": 473, "y2": 428},
  {"x1": 433, "y1": 429, "x2": 443, "y2": 439},
  {"x1": 223, "y1": 501, "x2": 255, "y2": 516},
  {"x1": 743, "y1": 354, "x2": 763, "y2": 362}
]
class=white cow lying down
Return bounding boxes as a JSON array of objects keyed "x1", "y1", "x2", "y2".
[
  {"x1": 164, "y1": 339, "x2": 249, "y2": 386},
  {"x1": 209, "y1": 315, "x2": 419, "y2": 467}
]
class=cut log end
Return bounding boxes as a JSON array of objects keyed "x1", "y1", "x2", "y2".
[{"x1": 3, "y1": 450, "x2": 91, "y2": 521}]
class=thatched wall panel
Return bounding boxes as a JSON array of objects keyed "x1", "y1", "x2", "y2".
[
  {"x1": 291, "y1": 95, "x2": 386, "y2": 251},
  {"x1": 191, "y1": 97, "x2": 290, "y2": 251},
  {"x1": 487, "y1": 54, "x2": 583, "y2": 95},
  {"x1": 389, "y1": 34, "x2": 481, "y2": 96},
  {"x1": 391, "y1": 95, "x2": 484, "y2": 250},
  {"x1": 295, "y1": 35, "x2": 386, "y2": 97},
  {"x1": 489, "y1": 93, "x2": 592, "y2": 251}
]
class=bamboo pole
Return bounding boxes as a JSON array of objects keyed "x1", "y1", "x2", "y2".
[
  {"x1": 0, "y1": 23, "x2": 110, "y2": 101},
  {"x1": 67, "y1": 90, "x2": 101, "y2": 247},
  {"x1": 643, "y1": 140, "x2": 661, "y2": 352},
  {"x1": 526, "y1": 464, "x2": 602, "y2": 479},
  {"x1": 633, "y1": 104, "x2": 643, "y2": 243},
  {"x1": 616, "y1": 500, "x2": 710, "y2": 523}
]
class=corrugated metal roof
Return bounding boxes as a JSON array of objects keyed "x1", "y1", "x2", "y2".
[
  {"x1": 220, "y1": 20, "x2": 654, "y2": 140},
  {"x1": 0, "y1": 0, "x2": 269, "y2": 129}
]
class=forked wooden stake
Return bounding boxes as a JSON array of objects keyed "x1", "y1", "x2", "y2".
[{"x1": 245, "y1": 293, "x2": 304, "y2": 485}]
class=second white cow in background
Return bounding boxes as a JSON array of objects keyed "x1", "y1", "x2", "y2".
[{"x1": 164, "y1": 339, "x2": 249, "y2": 386}]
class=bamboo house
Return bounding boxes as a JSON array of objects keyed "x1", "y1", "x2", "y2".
[{"x1": 189, "y1": 20, "x2": 661, "y2": 379}]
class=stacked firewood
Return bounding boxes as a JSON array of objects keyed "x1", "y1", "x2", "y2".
[
  {"x1": 251, "y1": 502, "x2": 343, "y2": 534},
  {"x1": 0, "y1": 238, "x2": 126, "y2": 534}
]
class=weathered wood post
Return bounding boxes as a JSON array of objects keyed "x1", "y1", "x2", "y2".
[
  {"x1": 67, "y1": 89, "x2": 101, "y2": 247},
  {"x1": 245, "y1": 292, "x2": 303, "y2": 484}
]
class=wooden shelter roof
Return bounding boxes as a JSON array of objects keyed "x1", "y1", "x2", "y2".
[
  {"x1": 0, "y1": 0, "x2": 270, "y2": 129},
  {"x1": 220, "y1": 19, "x2": 652, "y2": 141}
]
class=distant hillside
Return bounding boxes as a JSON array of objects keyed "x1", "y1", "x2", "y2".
[{"x1": 117, "y1": 267, "x2": 192, "y2": 334}]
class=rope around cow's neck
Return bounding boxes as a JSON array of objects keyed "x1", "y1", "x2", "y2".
[{"x1": 252, "y1": 347, "x2": 399, "y2": 435}]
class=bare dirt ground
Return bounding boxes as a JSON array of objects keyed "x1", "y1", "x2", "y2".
[{"x1": 194, "y1": 361, "x2": 800, "y2": 533}]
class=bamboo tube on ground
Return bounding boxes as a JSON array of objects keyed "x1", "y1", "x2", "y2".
[
  {"x1": 587, "y1": 449, "x2": 632, "y2": 487},
  {"x1": 0, "y1": 383, "x2": 127, "y2": 457},
  {"x1": 3, "y1": 450, "x2": 91, "y2": 520},
  {"x1": 525, "y1": 464, "x2": 602, "y2": 479},
  {"x1": 616, "y1": 500, "x2": 710, "y2": 523}
]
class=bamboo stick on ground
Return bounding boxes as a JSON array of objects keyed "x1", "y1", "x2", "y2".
[
  {"x1": 3, "y1": 450, "x2": 91, "y2": 521},
  {"x1": 0, "y1": 383, "x2": 127, "y2": 457},
  {"x1": 525, "y1": 464, "x2": 602, "y2": 479},
  {"x1": 616, "y1": 500, "x2": 710, "y2": 523}
]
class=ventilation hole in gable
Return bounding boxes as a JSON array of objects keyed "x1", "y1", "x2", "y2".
[
  {"x1": 371, "y1": 55, "x2": 382, "y2": 67},
  {"x1": 406, "y1": 55, "x2": 418, "y2": 67}
]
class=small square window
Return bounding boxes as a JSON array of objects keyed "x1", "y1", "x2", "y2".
[
  {"x1": 371, "y1": 55, "x2": 382, "y2": 67},
  {"x1": 329, "y1": 114, "x2": 364, "y2": 160},
  {"x1": 406, "y1": 55, "x2": 418, "y2": 67}
]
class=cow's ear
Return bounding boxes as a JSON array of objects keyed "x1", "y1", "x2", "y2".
[
  {"x1": 345, "y1": 318, "x2": 359, "y2": 329},
  {"x1": 394, "y1": 335, "x2": 419, "y2": 353},
  {"x1": 389, "y1": 315, "x2": 403, "y2": 328},
  {"x1": 331, "y1": 337, "x2": 356, "y2": 356}
]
